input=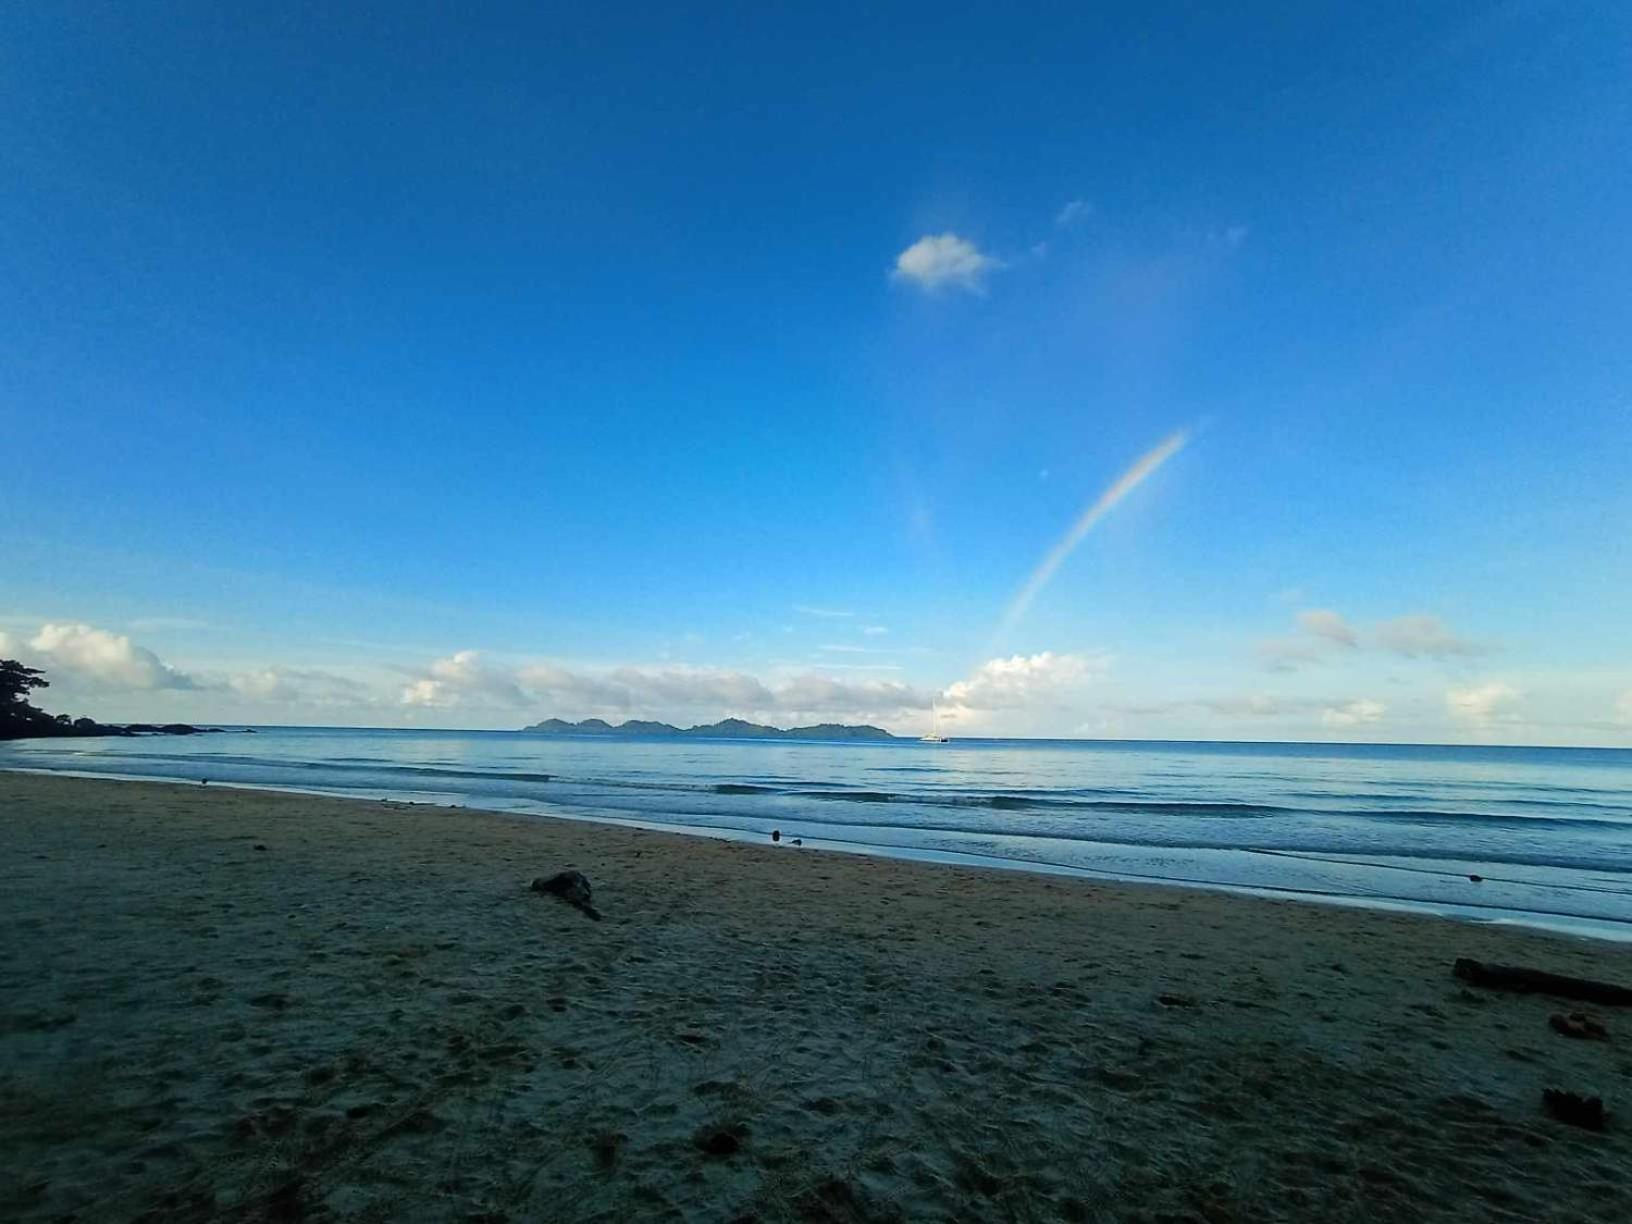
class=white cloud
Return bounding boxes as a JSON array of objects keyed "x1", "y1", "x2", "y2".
[
  {"x1": 1258, "y1": 609, "x2": 1484, "y2": 670},
  {"x1": 1056, "y1": 199, "x2": 1091, "y2": 226},
  {"x1": 892, "y1": 233, "x2": 1000, "y2": 293},
  {"x1": 0, "y1": 630, "x2": 12, "y2": 656},
  {"x1": 1446, "y1": 681, "x2": 1520, "y2": 724},
  {"x1": 944, "y1": 652, "x2": 1101, "y2": 711},
  {"x1": 1618, "y1": 691, "x2": 1632, "y2": 726},
  {"x1": 27, "y1": 623, "x2": 196, "y2": 690},
  {"x1": 578, "y1": 664, "x2": 923, "y2": 720},
  {"x1": 1321, "y1": 698, "x2": 1385, "y2": 728},
  {"x1": 1374, "y1": 615, "x2": 1484, "y2": 659},
  {"x1": 402, "y1": 650, "x2": 526, "y2": 708},
  {"x1": 401, "y1": 655, "x2": 933, "y2": 724},
  {"x1": 605, "y1": 666, "x2": 775, "y2": 711},
  {"x1": 793, "y1": 604, "x2": 853, "y2": 619},
  {"x1": 862, "y1": 625, "x2": 888, "y2": 636},
  {"x1": 774, "y1": 674, "x2": 928, "y2": 718},
  {"x1": 400, "y1": 679, "x2": 445, "y2": 708},
  {"x1": 1298, "y1": 609, "x2": 1358, "y2": 647},
  {"x1": 231, "y1": 668, "x2": 371, "y2": 706},
  {"x1": 513, "y1": 663, "x2": 637, "y2": 710}
]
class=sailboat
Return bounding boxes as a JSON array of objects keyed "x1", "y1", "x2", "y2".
[{"x1": 920, "y1": 703, "x2": 950, "y2": 743}]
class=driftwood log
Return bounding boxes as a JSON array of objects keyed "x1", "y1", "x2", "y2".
[{"x1": 1453, "y1": 958, "x2": 1632, "y2": 1006}]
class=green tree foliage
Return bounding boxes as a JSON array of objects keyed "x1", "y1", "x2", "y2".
[
  {"x1": 0, "y1": 659, "x2": 57, "y2": 736},
  {"x1": 1, "y1": 659, "x2": 49, "y2": 704}
]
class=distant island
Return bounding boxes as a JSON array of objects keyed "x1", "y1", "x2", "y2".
[{"x1": 521, "y1": 716, "x2": 896, "y2": 741}]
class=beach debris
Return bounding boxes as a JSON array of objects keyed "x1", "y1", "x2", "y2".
[
  {"x1": 792, "y1": 837, "x2": 803, "y2": 845},
  {"x1": 589, "y1": 1129, "x2": 627, "y2": 1170},
  {"x1": 693, "y1": 1121, "x2": 747, "y2": 1158},
  {"x1": 1453, "y1": 958, "x2": 1632, "y2": 1006},
  {"x1": 530, "y1": 871, "x2": 602, "y2": 920},
  {"x1": 771, "y1": 829, "x2": 781, "y2": 842},
  {"x1": 1549, "y1": 1012, "x2": 1609, "y2": 1041},
  {"x1": 791, "y1": 1176, "x2": 898, "y2": 1223},
  {"x1": 1468, "y1": 874, "x2": 1482, "y2": 882},
  {"x1": 1542, "y1": 1088, "x2": 1607, "y2": 1131}
]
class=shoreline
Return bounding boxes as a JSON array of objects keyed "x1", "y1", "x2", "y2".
[
  {"x1": 3, "y1": 770, "x2": 1630, "y2": 1222},
  {"x1": 5, "y1": 764, "x2": 1628, "y2": 943}
]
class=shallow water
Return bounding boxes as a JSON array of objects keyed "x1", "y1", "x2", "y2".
[{"x1": 5, "y1": 728, "x2": 1630, "y2": 938}]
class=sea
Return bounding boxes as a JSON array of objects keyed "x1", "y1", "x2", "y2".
[{"x1": 4, "y1": 727, "x2": 1630, "y2": 940}]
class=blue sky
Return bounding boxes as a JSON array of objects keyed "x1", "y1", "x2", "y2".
[{"x1": 4, "y1": 3, "x2": 1630, "y2": 743}]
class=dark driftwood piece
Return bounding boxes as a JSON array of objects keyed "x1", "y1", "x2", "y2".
[
  {"x1": 531, "y1": 871, "x2": 602, "y2": 921},
  {"x1": 1453, "y1": 958, "x2": 1632, "y2": 1006},
  {"x1": 1542, "y1": 1089, "x2": 1607, "y2": 1131},
  {"x1": 1549, "y1": 1012, "x2": 1609, "y2": 1040}
]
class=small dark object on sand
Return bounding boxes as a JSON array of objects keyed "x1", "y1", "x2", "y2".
[
  {"x1": 531, "y1": 871, "x2": 602, "y2": 920},
  {"x1": 792, "y1": 838, "x2": 803, "y2": 846},
  {"x1": 1468, "y1": 873, "x2": 1482, "y2": 882},
  {"x1": 1549, "y1": 1012, "x2": 1608, "y2": 1041},
  {"x1": 1543, "y1": 1089, "x2": 1607, "y2": 1131},
  {"x1": 1453, "y1": 958, "x2": 1632, "y2": 1006},
  {"x1": 770, "y1": 829, "x2": 781, "y2": 842}
]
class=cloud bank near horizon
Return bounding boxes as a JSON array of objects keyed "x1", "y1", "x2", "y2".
[
  {"x1": 397, "y1": 649, "x2": 1108, "y2": 730},
  {"x1": 3, "y1": 616, "x2": 1625, "y2": 745}
]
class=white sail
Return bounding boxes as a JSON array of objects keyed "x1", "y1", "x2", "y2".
[{"x1": 920, "y1": 702, "x2": 949, "y2": 743}]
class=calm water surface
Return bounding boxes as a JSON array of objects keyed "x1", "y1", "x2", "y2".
[{"x1": 5, "y1": 728, "x2": 1630, "y2": 939}]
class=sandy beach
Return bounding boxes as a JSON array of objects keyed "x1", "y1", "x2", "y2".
[{"x1": 1, "y1": 772, "x2": 1628, "y2": 1223}]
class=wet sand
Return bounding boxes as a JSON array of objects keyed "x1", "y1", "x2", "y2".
[{"x1": 2, "y1": 771, "x2": 1628, "y2": 1222}]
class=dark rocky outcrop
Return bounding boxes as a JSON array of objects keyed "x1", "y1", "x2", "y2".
[
  {"x1": 0, "y1": 658, "x2": 240, "y2": 741},
  {"x1": 1, "y1": 719, "x2": 235, "y2": 741}
]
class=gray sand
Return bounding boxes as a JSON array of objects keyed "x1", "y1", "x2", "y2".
[{"x1": 2, "y1": 772, "x2": 1628, "y2": 1221}]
